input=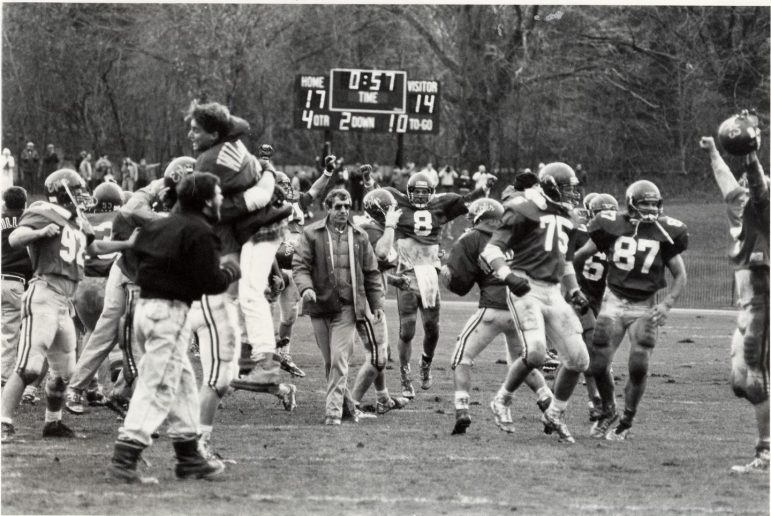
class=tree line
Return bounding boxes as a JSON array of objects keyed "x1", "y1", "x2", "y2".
[{"x1": 2, "y1": 4, "x2": 768, "y2": 196}]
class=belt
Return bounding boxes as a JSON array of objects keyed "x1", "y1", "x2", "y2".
[{"x1": 2, "y1": 274, "x2": 26, "y2": 286}]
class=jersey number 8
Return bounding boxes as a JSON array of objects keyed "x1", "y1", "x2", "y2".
[{"x1": 413, "y1": 210, "x2": 433, "y2": 237}]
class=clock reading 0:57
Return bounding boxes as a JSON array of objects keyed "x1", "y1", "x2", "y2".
[{"x1": 345, "y1": 70, "x2": 399, "y2": 92}]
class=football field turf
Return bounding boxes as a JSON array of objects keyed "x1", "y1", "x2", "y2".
[{"x1": 1, "y1": 302, "x2": 768, "y2": 515}]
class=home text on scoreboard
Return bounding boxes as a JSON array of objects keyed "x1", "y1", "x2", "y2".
[{"x1": 294, "y1": 69, "x2": 440, "y2": 134}]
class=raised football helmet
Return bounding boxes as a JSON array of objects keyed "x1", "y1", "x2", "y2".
[
  {"x1": 363, "y1": 188, "x2": 396, "y2": 225},
  {"x1": 44, "y1": 169, "x2": 88, "y2": 211},
  {"x1": 538, "y1": 162, "x2": 580, "y2": 206},
  {"x1": 407, "y1": 171, "x2": 435, "y2": 208},
  {"x1": 626, "y1": 180, "x2": 662, "y2": 222},
  {"x1": 588, "y1": 193, "x2": 619, "y2": 216},
  {"x1": 467, "y1": 198, "x2": 504, "y2": 224},
  {"x1": 718, "y1": 110, "x2": 761, "y2": 156},
  {"x1": 274, "y1": 171, "x2": 296, "y2": 202},
  {"x1": 93, "y1": 181, "x2": 123, "y2": 212},
  {"x1": 582, "y1": 192, "x2": 599, "y2": 211},
  {"x1": 162, "y1": 156, "x2": 196, "y2": 210}
]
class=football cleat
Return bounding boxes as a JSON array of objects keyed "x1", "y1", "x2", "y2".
[
  {"x1": 376, "y1": 396, "x2": 409, "y2": 415},
  {"x1": 731, "y1": 449, "x2": 770, "y2": 474},
  {"x1": 606, "y1": 421, "x2": 632, "y2": 441},
  {"x1": 173, "y1": 438, "x2": 226, "y2": 480},
  {"x1": 42, "y1": 421, "x2": 86, "y2": 439},
  {"x1": 65, "y1": 389, "x2": 89, "y2": 415},
  {"x1": 276, "y1": 350, "x2": 305, "y2": 378},
  {"x1": 105, "y1": 395, "x2": 130, "y2": 419},
  {"x1": 21, "y1": 386, "x2": 40, "y2": 405},
  {"x1": 400, "y1": 366, "x2": 415, "y2": 399},
  {"x1": 1, "y1": 422, "x2": 16, "y2": 442},
  {"x1": 590, "y1": 408, "x2": 619, "y2": 438},
  {"x1": 541, "y1": 409, "x2": 575, "y2": 443},
  {"x1": 418, "y1": 359, "x2": 433, "y2": 390},
  {"x1": 324, "y1": 416, "x2": 342, "y2": 426},
  {"x1": 490, "y1": 397, "x2": 516, "y2": 434},
  {"x1": 86, "y1": 387, "x2": 107, "y2": 406},
  {"x1": 452, "y1": 409, "x2": 472, "y2": 435},
  {"x1": 276, "y1": 383, "x2": 297, "y2": 412}
]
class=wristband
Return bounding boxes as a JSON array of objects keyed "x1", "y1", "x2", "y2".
[{"x1": 323, "y1": 171, "x2": 333, "y2": 177}]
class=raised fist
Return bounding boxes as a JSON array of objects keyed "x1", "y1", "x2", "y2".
[
  {"x1": 360, "y1": 164, "x2": 373, "y2": 179},
  {"x1": 258, "y1": 144, "x2": 273, "y2": 159},
  {"x1": 324, "y1": 155, "x2": 337, "y2": 172}
]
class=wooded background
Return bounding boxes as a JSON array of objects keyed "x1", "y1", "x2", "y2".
[{"x1": 2, "y1": 4, "x2": 769, "y2": 195}]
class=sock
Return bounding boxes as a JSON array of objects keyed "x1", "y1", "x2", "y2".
[
  {"x1": 548, "y1": 398, "x2": 568, "y2": 414},
  {"x1": 536, "y1": 386, "x2": 553, "y2": 402},
  {"x1": 495, "y1": 387, "x2": 514, "y2": 403},
  {"x1": 421, "y1": 354, "x2": 432, "y2": 366},
  {"x1": 200, "y1": 425, "x2": 213, "y2": 439},
  {"x1": 376, "y1": 389, "x2": 390, "y2": 402},
  {"x1": 621, "y1": 408, "x2": 635, "y2": 426},
  {"x1": 44, "y1": 410, "x2": 62, "y2": 423},
  {"x1": 454, "y1": 391, "x2": 470, "y2": 411}
]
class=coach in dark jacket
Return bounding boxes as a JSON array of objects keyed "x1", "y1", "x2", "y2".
[
  {"x1": 110, "y1": 172, "x2": 240, "y2": 484},
  {"x1": 293, "y1": 188, "x2": 384, "y2": 425}
]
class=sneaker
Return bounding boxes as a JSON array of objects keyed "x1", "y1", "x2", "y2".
[
  {"x1": 400, "y1": 366, "x2": 415, "y2": 399},
  {"x1": 42, "y1": 421, "x2": 85, "y2": 439},
  {"x1": 105, "y1": 395, "x2": 130, "y2": 419},
  {"x1": 536, "y1": 397, "x2": 552, "y2": 413},
  {"x1": 418, "y1": 359, "x2": 433, "y2": 390},
  {"x1": 590, "y1": 409, "x2": 619, "y2": 439},
  {"x1": 1, "y1": 422, "x2": 16, "y2": 442},
  {"x1": 21, "y1": 386, "x2": 40, "y2": 405},
  {"x1": 277, "y1": 350, "x2": 305, "y2": 378},
  {"x1": 731, "y1": 450, "x2": 770, "y2": 474},
  {"x1": 490, "y1": 397, "x2": 516, "y2": 434},
  {"x1": 354, "y1": 407, "x2": 376, "y2": 420},
  {"x1": 376, "y1": 396, "x2": 409, "y2": 415},
  {"x1": 541, "y1": 409, "x2": 575, "y2": 443},
  {"x1": 606, "y1": 420, "x2": 632, "y2": 441},
  {"x1": 65, "y1": 389, "x2": 89, "y2": 415},
  {"x1": 276, "y1": 384, "x2": 297, "y2": 412},
  {"x1": 86, "y1": 387, "x2": 107, "y2": 406},
  {"x1": 452, "y1": 409, "x2": 471, "y2": 435},
  {"x1": 324, "y1": 416, "x2": 341, "y2": 426}
]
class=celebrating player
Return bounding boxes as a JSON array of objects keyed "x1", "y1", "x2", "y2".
[
  {"x1": 480, "y1": 162, "x2": 590, "y2": 443},
  {"x1": 1, "y1": 170, "x2": 136, "y2": 442},
  {"x1": 701, "y1": 124, "x2": 769, "y2": 473},
  {"x1": 443, "y1": 198, "x2": 554, "y2": 435},
  {"x1": 385, "y1": 171, "x2": 490, "y2": 398},
  {"x1": 575, "y1": 180, "x2": 688, "y2": 441}
]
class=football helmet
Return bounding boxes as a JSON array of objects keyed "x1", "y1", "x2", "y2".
[
  {"x1": 363, "y1": 188, "x2": 396, "y2": 225},
  {"x1": 582, "y1": 192, "x2": 599, "y2": 211},
  {"x1": 538, "y1": 162, "x2": 580, "y2": 206},
  {"x1": 163, "y1": 156, "x2": 196, "y2": 184},
  {"x1": 93, "y1": 181, "x2": 123, "y2": 212},
  {"x1": 44, "y1": 169, "x2": 88, "y2": 211},
  {"x1": 626, "y1": 180, "x2": 662, "y2": 221},
  {"x1": 467, "y1": 198, "x2": 504, "y2": 224},
  {"x1": 274, "y1": 171, "x2": 296, "y2": 202},
  {"x1": 588, "y1": 193, "x2": 619, "y2": 216},
  {"x1": 717, "y1": 110, "x2": 761, "y2": 156},
  {"x1": 406, "y1": 171, "x2": 435, "y2": 208}
]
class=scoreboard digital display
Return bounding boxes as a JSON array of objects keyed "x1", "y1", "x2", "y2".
[{"x1": 294, "y1": 68, "x2": 440, "y2": 134}]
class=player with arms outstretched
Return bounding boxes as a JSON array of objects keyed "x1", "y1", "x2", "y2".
[
  {"x1": 480, "y1": 163, "x2": 590, "y2": 443},
  {"x1": 385, "y1": 171, "x2": 490, "y2": 398},
  {"x1": 575, "y1": 180, "x2": 687, "y2": 441}
]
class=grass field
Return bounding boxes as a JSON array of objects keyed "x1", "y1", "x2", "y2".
[{"x1": 1, "y1": 302, "x2": 768, "y2": 515}]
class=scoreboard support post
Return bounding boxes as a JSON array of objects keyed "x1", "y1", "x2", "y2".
[{"x1": 396, "y1": 133, "x2": 404, "y2": 168}]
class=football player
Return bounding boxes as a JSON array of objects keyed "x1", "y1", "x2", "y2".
[
  {"x1": 480, "y1": 162, "x2": 590, "y2": 443},
  {"x1": 443, "y1": 198, "x2": 554, "y2": 435},
  {"x1": 574, "y1": 180, "x2": 687, "y2": 441},
  {"x1": 1, "y1": 169, "x2": 136, "y2": 442},
  {"x1": 701, "y1": 129, "x2": 769, "y2": 473},
  {"x1": 385, "y1": 171, "x2": 491, "y2": 398},
  {"x1": 349, "y1": 188, "x2": 410, "y2": 414}
]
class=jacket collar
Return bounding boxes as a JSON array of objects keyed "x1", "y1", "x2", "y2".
[{"x1": 307, "y1": 215, "x2": 364, "y2": 236}]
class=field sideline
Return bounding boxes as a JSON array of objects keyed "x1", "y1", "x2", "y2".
[{"x1": 1, "y1": 303, "x2": 768, "y2": 515}]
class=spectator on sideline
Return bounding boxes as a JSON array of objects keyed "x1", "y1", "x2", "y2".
[
  {"x1": 576, "y1": 163, "x2": 588, "y2": 188},
  {"x1": 1, "y1": 148, "x2": 16, "y2": 193},
  {"x1": 94, "y1": 155, "x2": 113, "y2": 185},
  {"x1": 472, "y1": 165, "x2": 495, "y2": 197},
  {"x1": 79, "y1": 152, "x2": 94, "y2": 192},
  {"x1": 41, "y1": 144, "x2": 60, "y2": 178},
  {"x1": 121, "y1": 157, "x2": 139, "y2": 192},
  {"x1": 19, "y1": 142, "x2": 39, "y2": 192},
  {"x1": 438, "y1": 165, "x2": 458, "y2": 194}
]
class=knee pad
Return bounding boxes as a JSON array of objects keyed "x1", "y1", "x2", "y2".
[
  {"x1": 562, "y1": 342, "x2": 590, "y2": 373},
  {"x1": 522, "y1": 339, "x2": 547, "y2": 369}
]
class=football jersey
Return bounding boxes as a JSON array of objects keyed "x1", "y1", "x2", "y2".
[
  {"x1": 447, "y1": 227, "x2": 508, "y2": 310},
  {"x1": 568, "y1": 208, "x2": 608, "y2": 302},
  {"x1": 725, "y1": 186, "x2": 769, "y2": 270},
  {"x1": 195, "y1": 139, "x2": 257, "y2": 196},
  {"x1": 587, "y1": 212, "x2": 688, "y2": 301},
  {"x1": 19, "y1": 201, "x2": 90, "y2": 284},
  {"x1": 488, "y1": 190, "x2": 574, "y2": 283},
  {"x1": 84, "y1": 210, "x2": 118, "y2": 277},
  {"x1": 357, "y1": 218, "x2": 398, "y2": 273},
  {"x1": 1, "y1": 207, "x2": 33, "y2": 280}
]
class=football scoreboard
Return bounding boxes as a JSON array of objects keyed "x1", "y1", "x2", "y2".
[{"x1": 294, "y1": 68, "x2": 440, "y2": 134}]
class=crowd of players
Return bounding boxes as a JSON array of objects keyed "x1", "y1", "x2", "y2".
[{"x1": 0, "y1": 103, "x2": 767, "y2": 483}]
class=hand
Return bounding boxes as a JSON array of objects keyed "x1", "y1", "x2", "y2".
[
  {"x1": 649, "y1": 302, "x2": 670, "y2": 326},
  {"x1": 126, "y1": 227, "x2": 140, "y2": 247},
  {"x1": 302, "y1": 289, "x2": 317, "y2": 304},
  {"x1": 360, "y1": 164, "x2": 373, "y2": 180},
  {"x1": 38, "y1": 223, "x2": 61, "y2": 238},
  {"x1": 324, "y1": 155, "x2": 336, "y2": 172},
  {"x1": 387, "y1": 273, "x2": 411, "y2": 290},
  {"x1": 699, "y1": 136, "x2": 717, "y2": 152},
  {"x1": 504, "y1": 273, "x2": 530, "y2": 297},
  {"x1": 257, "y1": 144, "x2": 273, "y2": 159},
  {"x1": 373, "y1": 308, "x2": 385, "y2": 322},
  {"x1": 220, "y1": 261, "x2": 242, "y2": 283},
  {"x1": 270, "y1": 273, "x2": 285, "y2": 294},
  {"x1": 384, "y1": 206, "x2": 402, "y2": 228},
  {"x1": 567, "y1": 289, "x2": 590, "y2": 315}
]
